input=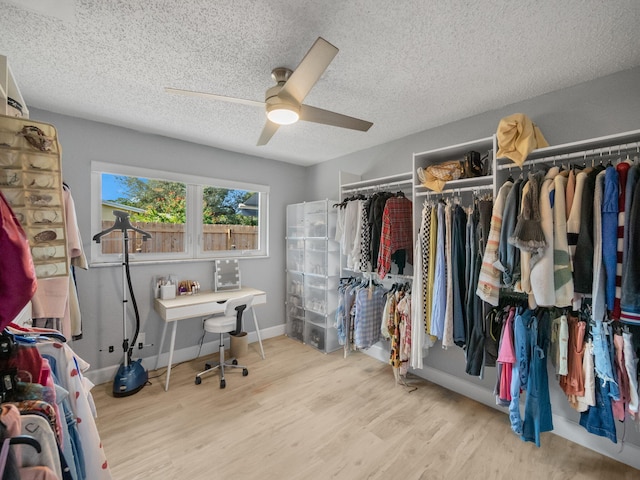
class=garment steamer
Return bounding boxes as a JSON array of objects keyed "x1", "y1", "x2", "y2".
[{"x1": 93, "y1": 211, "x2": 151, "y2": 397}]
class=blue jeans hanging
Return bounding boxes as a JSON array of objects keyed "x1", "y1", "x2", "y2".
[{"x1": 509, "y1": 309, "x2": 554, "y2": 445}]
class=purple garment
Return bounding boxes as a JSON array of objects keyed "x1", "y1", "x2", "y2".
[{"x1": 602, "y1": 166, "x2": 619, "y2": 312}]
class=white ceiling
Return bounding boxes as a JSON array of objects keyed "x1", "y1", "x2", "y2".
[{"x1": 1, "y1": 1, "x2": 639, "y2": 166}]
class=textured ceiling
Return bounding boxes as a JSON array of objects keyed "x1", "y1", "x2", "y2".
[{"x1": 1, "y1": 1, "x2": 639, "y2": 166}]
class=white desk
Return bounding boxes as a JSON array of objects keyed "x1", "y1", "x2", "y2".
[{"x1": 154, "y1": 287, "x2": 266, "y2": 391}]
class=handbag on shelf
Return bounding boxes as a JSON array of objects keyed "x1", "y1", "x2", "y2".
[
  {"x1": 417, "y1": 160, "x2": 464, "y2": 192},
  {"x1": 462, "y1": 150, "x2": 489, "y2": 178}
]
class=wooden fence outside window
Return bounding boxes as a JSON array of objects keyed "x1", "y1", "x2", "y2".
[{"x1": 99, "y1": 221, "x2": 258, "y2": 253}]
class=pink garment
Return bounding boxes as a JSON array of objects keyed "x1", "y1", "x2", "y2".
[
  {"x1": 611, "y1": 332, "x2": 631, "y2": 421},
  {"x1": 0, "y1": 404, "x2": 22, "y2": 437},
  {"x1": 497, "y1": 307, "x2": 516, "y2": 402},
  {"x1": 31, "y1": 187, "x2": 89, "y2": 338},
  {"x1": 30, "y1": 278, "x2": 68, "y2": 320}
]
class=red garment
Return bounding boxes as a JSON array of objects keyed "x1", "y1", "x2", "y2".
[
  {"x1": 376, "y1": 196, "x2": 413, "y2": 278},
  {"x1": 612, "y1": 161, "x2": 631, "y2": 319},
  {"x1": 0, "y1": 190, "x2": 37, "y2": 327}
]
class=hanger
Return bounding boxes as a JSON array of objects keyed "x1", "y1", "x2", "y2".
[
  {"x1": 93, "y1": 211, "x2": 151, "y2": 243},
  {"x1": 7, "y1": 435, "x2": 41, "y2": 453},
  {"x1": 507, "y1": 165, "x2": 514, "y2": 183},
  {"x1": 6, "y1": 324, "x2": 66, "y2": 343}
]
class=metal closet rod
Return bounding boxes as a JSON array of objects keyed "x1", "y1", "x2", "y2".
[
  {"x1": 341, "y1": 179, "x2": 412, "y2": 195},
  {"x1": 415, "y1": 184, "x2": 493, "y2": 198},
  {"x1": 497, "y1": 141, "x2": 640, "y2": 171}
]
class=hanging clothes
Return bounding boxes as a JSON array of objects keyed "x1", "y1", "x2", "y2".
[
  {"x1": 579, "y1": 372, "x2": 618, "y2": 443},
  {"x1": 566, "y1": 170, "x2": 587, "y2": 307},
  {"x1": 530, "y1": 167, "x2": 559, "y2": 306},
  {"x1": 0, "y1": 190, "x2": 37, "y2": 328},
  {"x1": 520, "y1": 309, "x2": 553, "y2": 447},
  {"x1": 451, "y1": 204, "x2": 468, "y2": 348},
  {"x1": 612, "y1": 159, "x2": 633, "y2": 319},
  {"x1": 477, "y1": 181, "x2": 512, "y2": 306},
  {"x1": 509, "y1": 308, "x2": 553, "y2": 447},
  {"x1": 497, "y1": 307, "x2": 516, "y2": 404},
  {"x1": 574, "y1": 166, "x2": 605, "y2": 294},
  {"x1": 426, "y1": 204, "x2": 438, "y2": 342},
  {"x1": 376, "y1": 195, "x2": 413, "y2": 279},
  {"x1": 31, "y1": 186, "x2": 88, "y2": 339},
  {"x1": 430, "y1": 202, "x2": 446, "y2": 339},
  {"x1": 397, "y1": 293, "x2": 412, "y2": 375},
  {"x1": 573, "y1": 339, "x2": 596, "y2": 413},
  {"x1": 353, "y1": 282, "x2": 387, "y2": 349},
  {"x1": 410, "y1": 238, "x2": 425, "y2": 369},
  {"x1": 620, "y1": 169, "x2": 640, "y2": 324},
  {"x1": 591, "y1": 170, "x2": 607, "y2": 325},
  {"x1": 610, "y1": 331, "x2": 630, "y2": 422},
  {"x1": 464, "y1": 203, "x2": 480, "y2": 353},
  {"x1": 369, "y1": 192, "x2": 394, "y2": 271},
  {"x1": 602, "y1": 166, "x2": 619, "y2": 313},
  {"x1": 442, "y1": 203, "x2": 454, "y2": 348},
  {"x1": 465, "y1": 203, "x2": 485, "y2": 377},
  {"x1": 498, "y1": 177, "x2": 523, "y2": 289},
  {"x1": 622, "y1": 331, "x2": 639, "y2": 417},
  {"x1": 552, "y1": 174, "x2": 573, "y2": 307},
  {"x1": 358, "y1": 198, "x2": 373, "y2": 272}
]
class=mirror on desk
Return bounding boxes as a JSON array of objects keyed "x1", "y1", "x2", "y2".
[{"x1": 214, "y1": 259, "x2": 241, "y2": 291}]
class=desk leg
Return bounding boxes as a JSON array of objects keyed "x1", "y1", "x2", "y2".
[
  {"x1": 164, "y1": 322, "x2": 178, "y2": 391},
  {"x1": 155, "y1": 321, "x2": 168, "y2": 371},
  {"x1": 251, "y1": 308, "x2": 265, "y2": 360}
]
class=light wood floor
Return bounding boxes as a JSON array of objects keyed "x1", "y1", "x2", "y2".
[{"x1": 92, "y1": 335, "x2": 638, "y2": 480}]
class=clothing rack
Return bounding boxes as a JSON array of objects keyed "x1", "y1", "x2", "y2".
[
  {"x1": 383, "y1": 273, "x2": 413, "y2": 281},
  {"x1": 415, "y1": 183, "x2": 493, "y2": 198},
  {"x1": 497, "y1": 140, "x2": 640, "y2": 171},
  {"x1": 341, "y1": 172, "x2": 413, "y2": 196}
]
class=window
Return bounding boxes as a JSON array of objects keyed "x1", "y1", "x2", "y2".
[{"x1": 91, "y1": 162, "x2": 269, "y2": 264}]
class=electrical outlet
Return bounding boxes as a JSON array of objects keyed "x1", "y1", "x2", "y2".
[{"x1": 137, "y1": 332, "x2": 145, "y2": 349}]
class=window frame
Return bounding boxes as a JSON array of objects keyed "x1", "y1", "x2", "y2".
[{"x1": 90, "y1": 161, "x2": 269, "y2": 265}]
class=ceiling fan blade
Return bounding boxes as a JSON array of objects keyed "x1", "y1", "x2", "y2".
[
  {"x1": 278, "y1": 37, "x2": 338, "y2": 104},
  {"x1": 165, "y1": 87, "x2": 265, "y2": 108},
  {"x1": 299, "y1": 104, "x2": 373, "y2": 132},
  {"x1": 257, "y1": 120, "x2": 280, "y2": 146}
]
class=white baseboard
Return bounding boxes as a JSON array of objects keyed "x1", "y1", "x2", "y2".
[
  {"x1": 85, "y1": 324, "x2": 285, "y2": 387},
  {"x1": 361, "y1": 343, "x2": 640, "y2": 471}
]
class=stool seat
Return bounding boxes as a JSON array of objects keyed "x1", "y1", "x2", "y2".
[
  {"x1": 204, "y1": 315, "x2": 237, "y2": 334},
  {"x1": 195, "y1": 293, "x2": 254, "y2": 389}
]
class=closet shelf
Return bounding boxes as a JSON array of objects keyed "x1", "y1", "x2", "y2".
[
  {"x1": 414, "y1": 175, "x2": 493, "y2": 195},
  {"x1": 341, "y1": 171, "x2": 412, "y2": 194},
  {"x1": 496, "y1": 128, "x2": 640, "y2": 171}
]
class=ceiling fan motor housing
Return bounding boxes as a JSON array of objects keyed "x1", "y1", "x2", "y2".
[{"x1": 265, "y1": 69, "x2": 300, "y2": 125}]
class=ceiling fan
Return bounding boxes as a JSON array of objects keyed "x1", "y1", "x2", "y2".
[{"x1": 165, "y1": 37, "x2": 373, "y2": 146}]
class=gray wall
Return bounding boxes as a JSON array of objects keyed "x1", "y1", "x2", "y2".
[
  {"x1": 30, "y1": 108, "x2": 307, "y2": 371},
  {"x1": 307, "y1": 66, "x2": 640, "y2": 199},
  {"x1": 305, "y1": 66, "x2": 640, "y2": 464}
]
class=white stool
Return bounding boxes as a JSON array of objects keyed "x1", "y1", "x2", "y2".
[{"x1": 195, "y1": 294, "x2": 253, "y2": 389}]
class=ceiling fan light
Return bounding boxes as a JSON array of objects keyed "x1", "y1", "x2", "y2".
[{"x1": 266, "y1": 106, "x2": 299, "y2": 125}]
